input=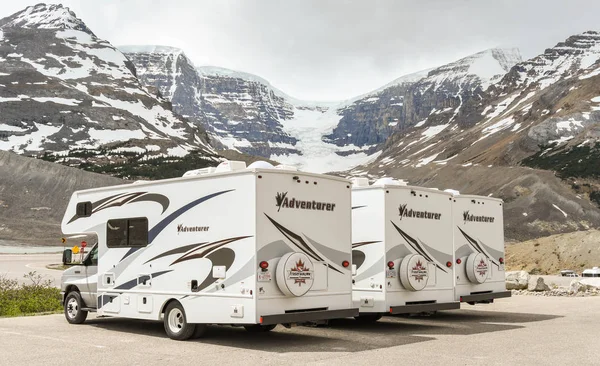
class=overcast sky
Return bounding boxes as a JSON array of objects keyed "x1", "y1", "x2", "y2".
[{"x1": 2, "y1": 1, "x2": 600, "y2": 101}]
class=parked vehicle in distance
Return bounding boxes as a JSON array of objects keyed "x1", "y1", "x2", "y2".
[
  {"x1": 582, "y1": 267, "x2": 600, "y2": 278},
  {"x1": 560, "y1": 270, "x2": 579, "y2": 277},
  {"x1": 60, "y1": 160, "x2": 357, "y2": 340}
]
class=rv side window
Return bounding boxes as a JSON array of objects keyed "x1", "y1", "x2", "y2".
[
  {"x1": 128, "y1": 218, "x2": 148, "y2": 247},
  {"x1": 76, "y1": 202, "x2": 92, "y2": 217},
  {"x1": 107, "y1": 218, "x2": 148, "y2": 248}
]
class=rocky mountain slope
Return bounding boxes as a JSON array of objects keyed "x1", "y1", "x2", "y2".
[
  {"x1": 505, "y1": 229, "x2": 600, "y2": 274},
  {"x1": 325, "y1": 48, "x2": 523, "y2": 153},
  {"x1": 347, "y1": 31, "x2": 600, "y2": 240},
  {"x1": 0, "y1": 150, "x2": 123, "y2": 245},
  {"x1": 0, "y1": 4, "x2": 217, "y2": 169}
]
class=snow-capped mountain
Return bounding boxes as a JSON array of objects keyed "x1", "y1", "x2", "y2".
[
  {"x1": 325, "y1": 48, "x2": 523, "y2": 150},
  {"x1": 0, "y1": 4, "x2": 216, "y2": 165},
  {"x1": 122, "y1": 46, "x2": 381, "y2": 172}
]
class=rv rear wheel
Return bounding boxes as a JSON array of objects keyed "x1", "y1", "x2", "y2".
[
  {"x1": 243, "y1": 324, "x2": 277, "y2": 332},
  {"x1": 64, "y1": 291, "x2": 88, "y2": 324},
  {"x1": 354, "y1": 314, "x2": 382, "y2": 323},
  {"x1": 164, "y1": 301, "x2": 196, "y2": 341}
]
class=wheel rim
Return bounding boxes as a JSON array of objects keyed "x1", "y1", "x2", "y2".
[
  {"x1": 167, "y1": 308, "x2": 184, "y2": 333},
  {"x1": 66, "y1": 297, "x2": 78, "y2": 319}
]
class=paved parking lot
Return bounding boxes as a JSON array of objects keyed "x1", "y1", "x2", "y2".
[{"x1": 0, "y1": 295, "x2": 598, "y2": 365}]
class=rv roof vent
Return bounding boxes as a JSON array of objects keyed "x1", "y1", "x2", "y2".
[
  {"x1": 182, "y1": 167, "x2": 217, "y2": 177},
  {"x1": 350, "y1": 177, "x2": 369, "y2": 187},
  {"x1": 444, "y1": 189, "x2": 460, "y2": 196},
  {"x1": 373, "y1": 177, "x2": 406, "y2": 186},
  {"x1": 215, "y1": 160, "x2": 247, "y2": 173},
  {"x1": 248, "y1": 161, "x2": 274, "y2": 169},
  {"x1": 274, "y1": 164, "x2": 299, "y2": 171}
]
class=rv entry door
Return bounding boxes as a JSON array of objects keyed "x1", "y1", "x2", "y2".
[{"x1": 82, "y1": 244, "x2": 98, "y2": 308}]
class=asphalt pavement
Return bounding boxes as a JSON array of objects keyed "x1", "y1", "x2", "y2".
[{"x1": 0, "y1": 295, "x2": 598, "y2": 365}]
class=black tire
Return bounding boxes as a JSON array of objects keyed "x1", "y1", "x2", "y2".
[
  {"x1": 64, "y1": 291, "x2": 88, "y2": 324},
  {"x1": 243, "y1": 324, "x2": 277, "y2": 332},
  {"x1": 164, "y1": 301, "x2": 196, "y2": 340},
  {"x1": 354, "y1": 314, "x2": 382, "y2": 323},
  {"x1": 193, "y1": 324, "x2": 208, "y2": 339}
]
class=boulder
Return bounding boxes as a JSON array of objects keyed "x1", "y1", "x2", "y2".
[
  {"x1": 505, "y1": 271, "x2": 530, "y2": 290},
  {"x1": 569, "y1": 280, "x2": 588, "y2": 294},
  {"x1": 528, "y1": 276, "x2": 550, "y2": 292}
]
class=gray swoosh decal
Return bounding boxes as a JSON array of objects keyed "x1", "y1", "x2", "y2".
[
  {"x1": 148, "y1": 190, "x2": 234, "y2": 243},
  {"x1": 143, "y1": 243, "x2": 208, "y2": 264},
  {"x1": 385, "y1": 243, "x2": 413, "y2": 261},
  {"x1": 114, "y1": 270, "x2": 172, "y2": 290},
  {"x1": 305, "y1": 235, "x2": 348, "y2": 268},
  {"x1": 354, "y1": 256, "x2": 384, "y2": 282},
  {"x1": 193, "y1": 248, "x2": 236, "y2": 292},
  {"x1": 257, "y1": 240, "x2": 295, "y2": 260},
  {"x1": 418, "y1": 239, "x2": 452, "y2": 267},
  {"x1": 129, "y1": 193, "x2": 170, "y2": 214},
  {"x1": 455, "y1": 243, "x2": 475, "y2": 258},
  {"x1": 390, "y1": 221, "x2": 447, "y2": 273},
  {"x1": 458, "y1": 227, "x2": 500, "y2": 266}
]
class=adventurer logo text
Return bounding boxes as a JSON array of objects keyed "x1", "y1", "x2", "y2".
[
  {"x1": 463, "y1": 211, "x2": 495, "y2": 224},
  {"x1": 398, "y1": 204, "x2": 442, "y2": 220},
  {"x1": 275, "y1": 192, "x2": 336, "y2": 212}
]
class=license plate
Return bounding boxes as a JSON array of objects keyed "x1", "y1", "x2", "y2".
[
  {"x1": 258, "y1": 272, "x2": 272, "y2": 282},
  {"x1": 386, "y1": 269, "x2": 397, "y2": 278}
]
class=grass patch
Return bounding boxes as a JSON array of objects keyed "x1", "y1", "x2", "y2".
[{"x1": 0, "y1": 272, "x2": 62, "y2": 317}]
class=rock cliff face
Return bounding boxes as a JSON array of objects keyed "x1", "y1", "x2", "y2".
[
  {"x1": 120, "y1": 48, "x2": 300, "y2": 157},
  {"x1": 0, "y1": 4, "x2": 216, "y2": 165}
]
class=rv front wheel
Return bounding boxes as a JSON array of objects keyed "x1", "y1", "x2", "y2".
[
  {"x1": 164, "y1": 301, "x2": 196, "y2": 340},
  {"x1": 64, "y1": 292, "x2": 88, "y2": 324},
  {"x1": 243, "y1": 324, "x2": 277, "y2": 332}
]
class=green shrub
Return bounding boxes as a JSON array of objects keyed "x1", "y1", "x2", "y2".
[{"x1": 0, "y1": 272, "x2": 62, "y2": 317}]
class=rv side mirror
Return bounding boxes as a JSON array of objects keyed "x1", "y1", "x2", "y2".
[{"x1": 62, "y1": 249, "x2": 73, "y2": 265}]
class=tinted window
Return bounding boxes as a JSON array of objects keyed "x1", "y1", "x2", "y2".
[
  {"x1": 128, "y1": 218, "x2": 148, "y2": 247},
  {"x1": 76, "y1": 202, "x2": 92, "y2": 217},
  {"x1": 106, "y1": 218, "x2": 148, "y2": 248}
]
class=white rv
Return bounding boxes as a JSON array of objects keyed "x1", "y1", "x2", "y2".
[
  {"x1": 451, "y1": 194, "x2": 511, "y2": 304},
  {"x1": 60, "y1": 161, "x2": 357, "y2": 340},
  {"x1": 350, "y1": 178, "x2": 459, "y2": 320}
]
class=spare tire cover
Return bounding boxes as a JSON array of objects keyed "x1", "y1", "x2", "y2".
[
  {"x1": 276, "y1": 252, "x2": 314, "y2": 296},
  {"x1": 399, "y1": 254, "x2": 429, "y2": 291},
  {"x1": 466, "y1": 252, "x2": 489, "y2": 284}
]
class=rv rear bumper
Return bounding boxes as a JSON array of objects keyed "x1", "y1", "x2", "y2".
[
  {"x1": 259, "y1": 308, "x2": 359, "y2": 325},
  {"x1": 460, "y1": 291, "x2": 512, "y2": 303},
  {"x1": 389, "y1": 301, "x2": 460, "y2": 315}
]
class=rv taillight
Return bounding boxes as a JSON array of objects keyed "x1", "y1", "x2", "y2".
[
  {"x1": 456, "y1": 258, "x2": 462, "y2": 265},
  {"x1": 499, "y1": 257, "x2": 504, "y2": 264},
  {"x1": 446, "y1": 261, "x2": 452, "y2": 268},
  {"x1": 387, "y1": 261, "x2": 394, "y2": 269},
  {"x1": 342, "y1": 260, "x2": 350, "y2": 268},
  {"x1": 259, "y1": 261, "x2": 269, "y2": 270}
]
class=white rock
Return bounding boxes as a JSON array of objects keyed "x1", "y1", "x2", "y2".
[{"x1": 505, "y1": 271, "x2": 530, "y2": 290}]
